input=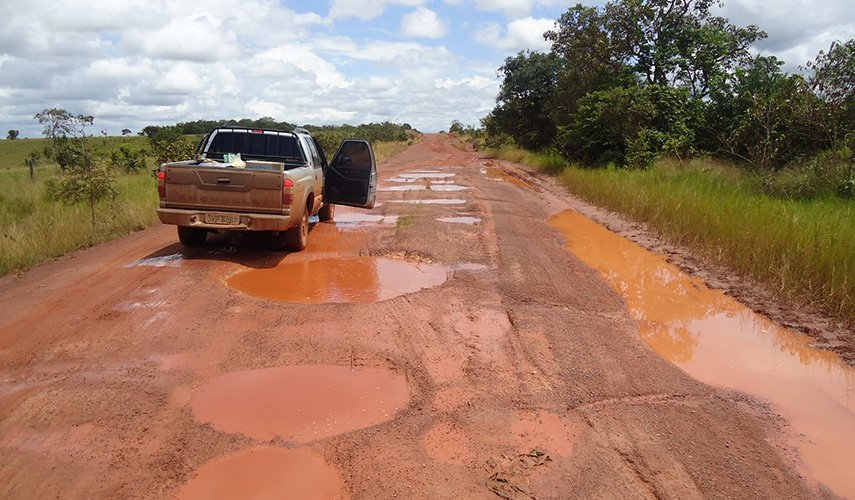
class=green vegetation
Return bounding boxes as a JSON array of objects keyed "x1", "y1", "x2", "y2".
[{"x1": 0, "y1": 166, "x2": 158, "y2": 275}]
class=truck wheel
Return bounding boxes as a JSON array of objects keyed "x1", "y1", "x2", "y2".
[
  {"x1": 284, "y1": 211, "x2": 309, "y2": 251},
  {"x1": 177, "y1": 226, "x2": 207, "y2": 247},
  {"x1": 318, "y1": 203, "x2": 335, "y2": 222}
]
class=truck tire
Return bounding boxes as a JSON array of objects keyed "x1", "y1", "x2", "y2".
[
  {"x1": 177, "y1": 226, "x2": 207, "y2": 247},
  {"x1": 318, "y1": 203, "x2": 335, "y2": 222},
  {"x1": 284, "y1": 210, "x2": 309, "y2": 251}
]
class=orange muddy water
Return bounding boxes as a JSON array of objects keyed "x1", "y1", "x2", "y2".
[
  {"x1": 548, "y1": 209, "x2": 855, "y2": 498},
  {"x1": 176, "y1": 447, "x2": 343, "y2": 500},
  {"x1": 227, "y1": 257, "x2": 447, "y2": 303},
  {"x1": 483, "y1": 167, "x2": 534, "y2": 191},
  {"x1": 191, "y1": 365, "x2": 409, "y2": 442}
]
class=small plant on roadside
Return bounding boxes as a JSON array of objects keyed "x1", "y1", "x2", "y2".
[
  {"x1": 110, "y1": 144, "x2": 149, "y2": 173},
  {"x1": 35, "y1": 108, "x2": 117, "y2": 236},
  {"x1": 145, "y1": 126, "x2": 196, "y2": 165}
]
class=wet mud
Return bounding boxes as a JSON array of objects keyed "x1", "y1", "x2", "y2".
[
  {"x1": 191, "y1": 365, "x2": 409, "y2": 442},
  {"x1": 176, "y1": 447, "x2": 343, "y2": 500},
  {"x1": 227, "y1": 257, "x2": 447, "y2": 303},
  {"x1": 549, "y1": 209, "x2": 855, "y2": 498}
]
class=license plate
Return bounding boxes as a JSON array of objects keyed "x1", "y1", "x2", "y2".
[{"x1": 204, "y1": 213, "x2": 240, "y2": 225}]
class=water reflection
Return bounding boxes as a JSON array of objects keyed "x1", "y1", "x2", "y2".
[{"x1": 548, "y1": 209, "x2": 855, "y2": 498}]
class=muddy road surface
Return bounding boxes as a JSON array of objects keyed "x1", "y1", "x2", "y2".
[{"x1": 0, "y1": 134, "x2": 838, "y2": 499}]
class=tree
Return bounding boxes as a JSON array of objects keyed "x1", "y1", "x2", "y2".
[
  {"x1": 705, "y1": 56, "x2": 826, "y2": 170},
  {"x1": 491, "y1": 51, "x2": 562, "y2": 149},
  {"x1": 145, "y1": 126, "x2": 196, "y2": 165},
  {"x1": 449, "y1": 120, "x2": 465, "y2": 134},
  {"x1": 24, "y1": 151, "x2": 40, "y2": 181},
  {"x1": 121, "y1": 128, "x2": 132, "y2": 136},
  {"x1": 806, "y1": 39, "x2": 855, "y2": 150},
  {"x1": 6, "y1": 129, "x2": 19, "y2": 140},
  {"x1": 35, "y1": 108, "x2": 116, "y2": 234}
]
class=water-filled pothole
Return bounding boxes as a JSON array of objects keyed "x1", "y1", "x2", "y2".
[
  {"x1": 548, "y1": 209, "x2": 855, "y2": 498},
  {"x1": 227, "y1": 257, "x2": 447, "y2": 303},
  {"x1": 191, "y1": 365, "x2": 409, "y2": 442},
  {"x1": 176, "y1": 447, "x2": 343, "y2": 500},
  {"x1": 389, "y1": 199, "x2": 467, "y2": 205},
  {"x1": 378, "y1": 185, "x2": 428, "y2": 191},
  {"x1": 429, "y1": 185, "x2": 468, "y2": 192},
  {"x1": 483, "y1": 167, "x2": 534, "y2": 191},
  {"x1": 399, "y1": 172, "x2": 455, "y2": 179},
  {"x1": 437, "y1": 216, "x2": 480, "y2": 225}
]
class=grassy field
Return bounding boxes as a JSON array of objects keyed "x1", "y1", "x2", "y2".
[
  {"x1": 492, "y1": 146, "x2": 855, "y2": 324},
  {"x1": 0, "y1": 137, "x2": 413, "y2": 276},
  {"x1": 0, "y1": 136, "x2": 154, "y2": 170}
]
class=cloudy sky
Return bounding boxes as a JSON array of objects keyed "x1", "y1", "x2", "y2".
[{"x1": 1, "y1": 0, "x2": 852, "y2": 137}]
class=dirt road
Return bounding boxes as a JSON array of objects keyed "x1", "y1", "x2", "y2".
[{"x1": 0, "y1": 135, "x2": 816, "y2": 498}]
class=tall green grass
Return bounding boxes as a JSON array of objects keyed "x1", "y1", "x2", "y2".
[
  {"x1": 497, "y1": 147, "x2": 855, "y2": 324},
  {"x1": 0, "y1": 167, "x2": 159, "y2": 275},
  {"x1": 0, "y1": 136, "x2": 153, "y2": 170}
]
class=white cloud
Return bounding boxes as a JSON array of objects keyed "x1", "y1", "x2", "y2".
[
  {"x1": 714, "y1": 0, "x2": 855, "y2": 71},
  {"x1": 474, "y1": 17, "x2": 554, "y2": 51},
  {"x1": 328, "y1": 0, "x2": 425, "y2": 21},
  {"x1": 401, "y1": 7, "x2": 447, "y2": 39},
  {"x1": 472, "y1": 0, "x2": 564, "y2": 19}
]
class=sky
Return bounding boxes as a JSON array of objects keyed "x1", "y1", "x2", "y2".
[{"x1": 0, "y1": 0, "x2": 853, "y2": 137}]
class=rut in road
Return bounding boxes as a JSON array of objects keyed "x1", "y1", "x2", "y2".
[{"x1": 0, "y1": 134, "x2": 813, "y2": 499}]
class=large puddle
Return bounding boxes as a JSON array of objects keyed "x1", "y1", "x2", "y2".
[
  {"x1": 191, "y1": 365, "x2": 409, "y2": 442},
  {"x1": 227, "y1": 257, "x2": 446, "y2": 303},
  {"x1": 176, "y1": 447, "x2": 343, "y2": 500},
  {"x1": 548, "y1": 210, "x2": 855, "y2": 497}
]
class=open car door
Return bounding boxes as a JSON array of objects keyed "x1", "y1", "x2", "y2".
[{"x1": 324, "y1": 139, "x2": 376, "y2": 209}]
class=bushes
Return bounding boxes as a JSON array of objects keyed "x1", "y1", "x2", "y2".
[{"x1": 560, "y1": 85, "x2": 697, "y2": 168}]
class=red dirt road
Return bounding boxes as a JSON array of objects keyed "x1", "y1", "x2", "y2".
[{"x1": 0, "y1": 135, "x2": 816, "y2": 498}]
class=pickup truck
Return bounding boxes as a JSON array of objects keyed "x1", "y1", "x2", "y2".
[{"x1": 156, "y1": 127, "x2": 377, "y2": 251}]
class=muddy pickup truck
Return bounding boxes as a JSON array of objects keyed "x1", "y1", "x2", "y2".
[{"x1": 156, "y1": 127, "x2": 376, "y2": 251}]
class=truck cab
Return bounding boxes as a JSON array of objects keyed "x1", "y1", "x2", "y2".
[{"x1": 156, "y1": 127, "x2": 376, "y2": 251}]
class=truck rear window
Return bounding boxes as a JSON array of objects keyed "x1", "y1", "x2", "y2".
[{"x1": 205, "y1": 131, "x2": 305, "y2": 163}]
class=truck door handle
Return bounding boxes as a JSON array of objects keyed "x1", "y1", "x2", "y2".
[{"x1": 217, "y1": 178, "x2": 230, "y2": 184}]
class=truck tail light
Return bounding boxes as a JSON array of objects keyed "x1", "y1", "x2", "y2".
[
  {"x1": 282, "y1": 178, "x2": 294, "y2": 206},
  {"x1": 157, "y1": 171, "x2": 166, "y2": 199}
]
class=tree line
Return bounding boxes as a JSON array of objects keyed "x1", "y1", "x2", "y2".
[{"x1": 477, "y1": 0, "x2": 854, "y2": 188}]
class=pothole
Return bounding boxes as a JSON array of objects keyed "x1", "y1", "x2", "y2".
[
  {"x1": 389, "y1": 199, "x2": 467, "y2": 205},
  {"x1": 399, "y1": 172, "x2": 455, "y2": 179},
  {"x1": 333, "y1": 212, "x2": 399, "y2": 226},
  {"x1": 378, "y1": 185, "x2": 428, "y2": 191},
  {"x1": 175, "y1": 447, "x2": 343, "y2": 500},
  {"x1": 227, "y1": 257, "x2": 447, "y2": 303},
  {"x1": 190, "y1": 365, "x2": 409, "y2": 442},
  {"x1": 549, "y1": 209, "x2": 855, "y2": 498},
  {"x1": 429, "y1": 185, "x2": 468, "y2": 192},
  {"x1": 437, "y1": 216, "x2": 480, "y2": 225}
]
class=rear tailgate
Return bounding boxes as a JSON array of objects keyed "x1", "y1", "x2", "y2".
[{"x1": 164, "y1": 164, "x2": 283, "y2": 214}]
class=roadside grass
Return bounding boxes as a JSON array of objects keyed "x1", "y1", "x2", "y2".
[
  {"x1": 492, "y1": 146, "x2": 855, "y2": 324},
  {"x1": 0, "y1": 167, "x2": 159, "y2": 275},
  {"x1": 373, "y1": 140, "x2": 412, "y2": 163},
  {"x1": 0, "y1": 140, "x2": 414, "y2": 276}
]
